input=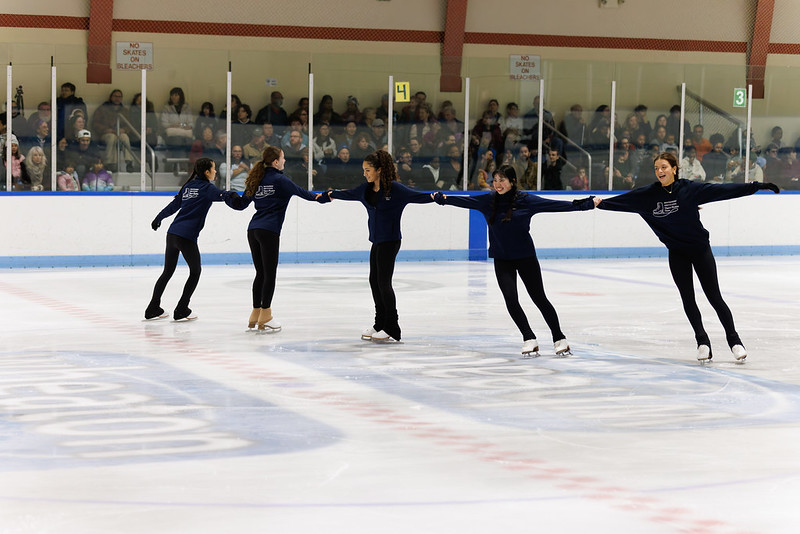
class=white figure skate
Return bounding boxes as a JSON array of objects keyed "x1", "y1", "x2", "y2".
[
  {"x1": 521, "y1": 338, "x2": 539, "y2": 358},
  {"x1": 554, "y1": 339, "x2": 572, "y2": 357}
]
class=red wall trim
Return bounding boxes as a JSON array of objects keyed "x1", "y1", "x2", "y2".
[
  {"x1": 747, "y1": 0, "x2": 775, "y2": 99},
  {"x1": 86, "y1": 0, "x2": 114, "y2": 83},
  {"x1": 441, "y1": 0, "x2": 469, "y2": 92},
  {"x1": 0, "y1": 14, "x2": 87, "y2": 30},
  {"x1": 466, "y1": 32, "x2": 748, "y2": 53}
]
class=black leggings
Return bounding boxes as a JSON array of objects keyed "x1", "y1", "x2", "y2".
[
  {"x1": 369, "y1": 240, "x2": 402, "y2": 340},
  {"x1": 149, "y1": 233, "x2": 202, "y2": 313},
  {"x1": 494, "y1": 256, "x2": 565, "y2": 342},
  {"x1": 248, "y1": 228, "x2": 280, "y2": 309},
  {"x1": 668, "y1": 246, "x2": 741, "y2": 349}
]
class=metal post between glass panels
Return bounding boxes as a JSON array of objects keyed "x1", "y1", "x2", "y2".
[
  {"x1": 462, "y1": 77, "x2": 470, "y2": 191},
  {"x1": 51, "y1": 60, "x2": 57, "y2": 191},
  {"x1": 307, "y1": 68, "x2": 314, "y2": 191},
  {"x1": 608, "y1": 80, "x2": 616, "y2": 191},
  {"x1": 141, "y1": 68, "x2": 147, "y2": 191},
  {"x1": 225, "y1": 66, "x2": 232, "y2": 192},
  {"x1": 387, "y1": 75, "x2": 394, "y2": 156}
]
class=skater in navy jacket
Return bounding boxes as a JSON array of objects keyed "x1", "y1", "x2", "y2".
[
  {"x1": 434, "y1": 165, "x2": 595, "y2": 357},
  {"x1": 145, "y1": 157, "x2": 233, "y2": 321},
  {"x1": 595, "y1": 151, "x2": 780, "y2": 362},
  {"x1": 322, "y1": 149, "x2": 433, "y2": 343},
  {"x1": 227, "y1": 146, "x2": 328, "y2": 332}
]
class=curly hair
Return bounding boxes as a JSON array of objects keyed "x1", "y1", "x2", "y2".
[
  {"x1": 244, "y1": 146, "x2": 283, "y2": 197},
  {"x1": 363, "y1": 149, "x2": 397, "y2": 198}
]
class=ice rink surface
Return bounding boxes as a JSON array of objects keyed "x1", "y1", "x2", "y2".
[{"x1": 1, "y1": 256, "x2": 799, "y2": 534}]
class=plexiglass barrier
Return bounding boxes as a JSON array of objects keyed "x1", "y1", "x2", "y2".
[{"x1": 2, "y1": 53, "x2": 799, "y2": 194}]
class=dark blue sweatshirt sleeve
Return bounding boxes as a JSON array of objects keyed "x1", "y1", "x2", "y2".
[
  {"x1": 596, "y1": 187, "x2": 652, "y2": 214},
  {"x1": 204, "y1": 183, "x2": 228, "y2": 202},
  {"x1": 154, "y1": 192, "x2": 182, "y2": 223},
  {"x1": 693, "y1": 181, "x2": 760, "y2": 205},
  {"x1": 393, "y1": 183, "x2": 435, "y2": 205},
  {"x1": 330, "y1": 183, "x2": 366, "y2": 201},
  {"x1": 442, "y1": 193, "x2": 490, "y2": 210},
  {"x1": 278, "y1": 176, "x2": 319, "y2": 202},
  {"x1": 226, "y1": 193, "x2": 253, "y2": 211},
  {"x1": 521, "y1": 194, "x2": 595, "y2": 213}
]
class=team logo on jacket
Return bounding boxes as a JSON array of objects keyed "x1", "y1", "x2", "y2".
[
  {"x1": 255, "y1": 185, "x2": 275, "y2": 199},
  {"x1": 182, "y1": 188, "x2": 199, "y2": 200},
  {"x1": 653, "y1": 200, "x2": 678, "y2": 217}
]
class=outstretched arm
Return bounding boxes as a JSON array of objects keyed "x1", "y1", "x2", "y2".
[
  {"x1": 433, "y1": 191, "x2": 488, "y2": 210},
  {"x1": 695, "y1": 181, "x2": 779, "y2": 204}
]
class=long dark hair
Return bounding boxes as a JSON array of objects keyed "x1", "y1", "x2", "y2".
[
  {"x1": 184, "y1": 157, "x2": 214, "y2": 186},
  {"x1": 489, "y1": 165, "x2": 519, "y2": 223},
  {"x1": 364, "y1": 150, "x2": 397, "y2": 198},
  {"x1": 244, "y1": 146, "x2": 283, "y2": 197}
]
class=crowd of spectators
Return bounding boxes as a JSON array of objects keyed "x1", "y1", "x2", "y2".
[{"x1": 2, "y1": 82, "x2": 798, "y2": 192}]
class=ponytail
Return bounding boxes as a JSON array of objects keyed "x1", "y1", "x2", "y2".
[
  {"x1": 245, "y1": 146, "x2": 282, "y2": 197},
  {"x1": 185, "y1": 157, "x2": 214, "y2": 185}
]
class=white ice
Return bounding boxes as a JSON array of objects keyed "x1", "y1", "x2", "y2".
[{"x1": 0, "y1": 256, "x2": 799, "y2": 534}]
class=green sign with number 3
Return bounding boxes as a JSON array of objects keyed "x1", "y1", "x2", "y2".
[{"x1": 733, "y1": 88, "x2": 747, "y2": 108}]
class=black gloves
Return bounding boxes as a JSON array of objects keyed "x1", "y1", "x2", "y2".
[
  {"x1": 151, "y1": 219, "x2": 161, "y2": 231},
  {"x1": 317, "y1": 191, "x2": 332, "y2": 203},
  {"x1": 433, "y1": 192, "x2": 447, "y2": 205},
  {"x1": 572, "y1": 196, "x2": 595, "y2": 210},
  {"x1": 756, "y1": 182, "x2": 780, "y2": 194}
]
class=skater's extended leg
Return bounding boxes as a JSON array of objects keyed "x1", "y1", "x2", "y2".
[
  {"x1": 494, "y1": 258, "x2": 535, "y2": 341},
  {"x1": 517, "y1": 256, "x2": 565, "y2": 343},
  {"x1": 668, "y1": 249, "x2": 710, "y2": 347},
  {"x1": 374, "y1": 240, "x2": 401, "y2": 340},
  {"x1": 692, "y1": 247, "x2": 741, "y2": 348},
  {"x1": 146, "y1": 234, "x2": 181, "y2": 317},
  {"x1": 251, "y1": 229, "x2": 280, "y2": 309},
  {"x1": 174, "y1": 236, "x2": 201, "y2": 316}
]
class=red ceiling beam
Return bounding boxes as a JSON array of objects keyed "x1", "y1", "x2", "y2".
[
  {"x1": 86, "y1": 0, "x2": 114, "y2": 84},
  {"x1": 747, "y1": 0, "x2": 775, "y2": 99},
  {"x1": 440, "y1": 0, "x2": 468, "y2": 92}
]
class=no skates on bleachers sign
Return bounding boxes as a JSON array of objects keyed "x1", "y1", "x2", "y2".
[{"x1": 116, "y1": 42, "x2": 154, "y2": 71}]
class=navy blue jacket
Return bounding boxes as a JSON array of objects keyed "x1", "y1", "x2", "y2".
[
  {"x1": 443, "y1": 191, "x2": 594, "y2": 260},
  {"x1": 597, "y1": 179, "x2": 761, "y2": 251},
  {"x1": 230, "y1": 167, "x2": 322, "y2": 233},
  {"x1": 331, "y1": 181, "x2": 433, "y2": 243},
  {"x1": 155, "y1": 178, "x2": 228, "y2": 242}
]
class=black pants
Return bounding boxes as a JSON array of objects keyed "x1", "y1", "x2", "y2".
[
  {"x1": 248, "y1": 228, "x2": 280, "y2": 309},
  {"x1": 494, "y1": 255, "x2": 565, "y2": 342},
  {"x1": 370, "y1": 240, "x2": 402, "y2": 340},
  {"x1": 149, "y1": 233, "x2": 201, "y2": 314},
  {"x1": 668, "y1": 246, "x2": 741, "y2": 349}
]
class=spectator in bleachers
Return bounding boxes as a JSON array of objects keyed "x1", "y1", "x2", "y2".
[
  {"x1": 774, "y1": 146, "x2": 800, "y2": 190},
  {"x1": 349, "y1": 132, "x2": 373, "y2": 163},
  {"x1": 522, "y1": 96, "x2": 555, "y2": 146},
  {"x1": 437, "y1": 143, "x2": 463, "y2": 190},
  {"x1": 471, "y1": 110, "x2": 503, "y2": 158},
  {"x1": 543, "y1": 148, "x2": 565, "y2": 190},
  {"x1": 762, "y1": 143, "x2": 780, "y2": 179},
  {"x1": 769, "y1": 126, "x2": 784, "y2": 149},
  {"x1": 65, "y1": 129, "x2": 99, "y2": 179},
  {"x1": 281, "y1": 116, "x2": 309, "y2": 149},
  {"x1": 55, "y1": 82, "x2": 87, "y2": 141},
  {"x1": 3, "y1": 135, "x2": 29, "y2": 190},
  {"x1": 340, "y1": 96, "x2": 362, "y2": 125},
  {"x1": 282, "y1": 130, "x2": 307, "y2": 180},
  {"x1": 438, "y1": 104, "x2": 464, "y2": 145},
  {"x1": 650, "y1": 125, "x2": 668, "y2": 151},
  {"x1": 569, "y1": 167, "x2": 589, "y2": 191},
  {"x1": 193, "y1": 101, "x2": 217, "y2": 141},
  {"x1": 680, "y1": 145, "x2": 706, "y2": 181},
  {"x1": 701, "y1": 137, "x2": 729, "y2": 182},
  {"x1": 129, "y1": 93, "x2": 159, "y2": 156},
  {"x1": 612, "y1": 144, "x2": 635, "y2": 190},
  {"x1": 666, "y1": 105, "x2": 690, "y2": 141},
  {"x1": 231, "y1": 104, "x2": 255, "y2": 148},
  {"x1": 313, "y1": 122, "x2": 337, "y2": 161},
  {"x1": 636, "y1": 141, "x2": 660, "y2": 184},
  {"x1": 242, "y1": 127, "x2": 266, "y2": 162},
  {"x1": 513, "y1": 145, "x2": 537, "y2": 190},
  {"x1": 633, "y1": 104, "x2": 652, "y2": 141},
  {"x1": 204, "y1": 130, "x2": 227, "y2": 173},
  {"x1": 189, "y1": 125, "x2": 216, "y2": 171},
  {"x1": 559, "y1": 104, "x2": 586, "y2": 146},
  {"x1": 324, "y1": 145, "x2": 360, "y2": 189},
  {"x1": 92, "y1": 89, "x2": 133, "y2": 172},
  {"x1": 500, "y1": 101, "x2": 524, "y2": 137},
  {"x1": 420, "y1": 119, "x2": 442, "y2": 156},
  {"x1": 395, "y1": 146, "x2": 420, "y2": 188},
  {"x1": 334, "y1": 120, "x2": 358, "y2": 150},
  {"x1": 261, "y1": 122, "x2": 282, "y2": 148},
  {"x1": 654, "y1": 114, "x2": 668, "y2": 134},
  {"x1": 375, "y1": 93, "x2": 396, "y2": 125},
  {"x1": 161, "y1": 87, "x2": 194, "y2": 166},
  {"x1": 471, "y1": 149, "x2": 495, "y2": 191},
  {"x1": 290, "y1": 97, "x2": 309, "y2": 121},
  {"x1": 255, "y1": 91, "x2": 289, "y2": 130},
  {"x1": 67, "y1": 113, "x2": 87, "y2": 146},
  {"x1": 408, "y1": 104, "x2": 436, "y2": 147},
  {"x1": 81, "y1": 156, "x2": 114, "y2": 191},
  {"x1": 313, "y1": 94, "x2": 342, "y2": 126},
  {"x1": 485, "y1": 98, "x2": 501, "y2": 124},
  {"x1": 24, "y1": 119, "x2": 51, "y2": 156},
  {"x1": 587, "y1": 105, "x2": 611, "y2": 143},
  {"x1": 218, "y1": 94, "x2": 241, "y2": 124},
  {"x1": 690, "y1": 124, "x2": 712, "y2": 161},
  {"x1": 219, "y1": 145, "x2": 251, "y2": 191},
  {"x1": 24, "y1": 146, "x2": 49, "y2": 191},
  {"x1": 360, "y1": 106, "x2": 377, "y2": 129},
  {"x1": 370, "y1": 118, "x2": 388, "y2": 149},
  {"x1": 27, "y1": 101, "x2": 51, "y2": 136}
]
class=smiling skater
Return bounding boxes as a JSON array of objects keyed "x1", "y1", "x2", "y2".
[
  {"x1": 322, "y1": 149, "x2": 434, "y2": 343},
  {"x1": 434, "y1": 165, "x2": 595, "y2": 357},
  {"x1": 595, "y1": 152, "x2": 780, "y2": 362}
]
